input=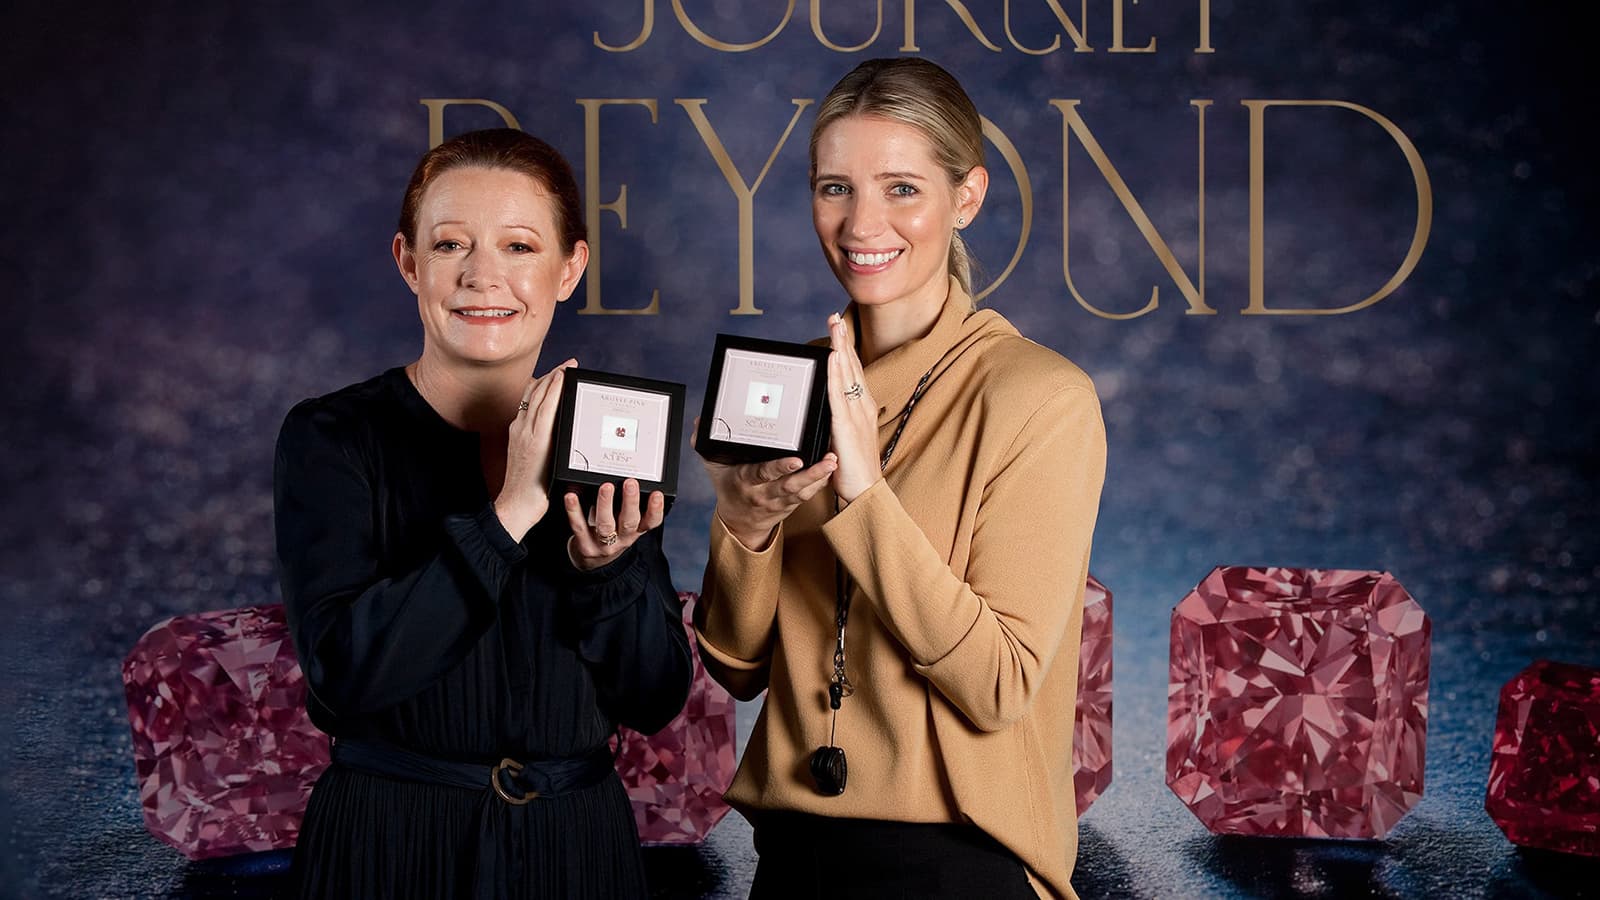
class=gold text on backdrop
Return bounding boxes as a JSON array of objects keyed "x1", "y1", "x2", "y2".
[
  {"x1": 593, "y1": 0, "x2": 1215, "y2": 54},
  {"x1": 421, "y1": 97, "x2": 1430, "y2": 318}
]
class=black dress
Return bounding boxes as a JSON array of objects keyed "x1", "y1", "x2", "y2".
[{"x1": 273, "y1": 367, "x2": 693, "y2": 900}]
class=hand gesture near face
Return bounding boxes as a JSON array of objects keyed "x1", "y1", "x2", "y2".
[
  {"x1": 494, "y1": 359, "x2": 577, "y2": 539},
  {"x1": 694, "y1": 422, "x2": 838, "y2": 552},
  {"x1": 826, "y1": 313, "x2": 882, "y2": 503}
]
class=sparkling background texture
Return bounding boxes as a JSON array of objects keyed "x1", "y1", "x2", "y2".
[{"x1": 1, "y1": 0, "x2": 1597, "y2": 897}]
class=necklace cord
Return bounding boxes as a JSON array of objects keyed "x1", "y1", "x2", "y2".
[{"x1": 827, "y1": 362, "x2": 938, "y2": 730}]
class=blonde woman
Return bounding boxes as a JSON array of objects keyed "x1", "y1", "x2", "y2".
[{"x1": 695, "y1": 59, "x2": 1107, "y2": 899}]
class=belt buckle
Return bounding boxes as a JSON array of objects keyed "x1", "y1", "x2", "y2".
[{"x1": 491, "y1": 758, "x2": 539, "y2": 805}]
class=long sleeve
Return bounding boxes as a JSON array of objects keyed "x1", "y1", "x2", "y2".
[
  {"x1": 821, "y1": 384, "x2": 1107, "y2": 732},
  {"x1": 693, "y1": 513, "x2": 785, "y2": 700},
  {"x1": 273, "y1": 401, "x2": 524, "y2": 718},
  {"x1": 560, "y1": 527, "x2": 693, "y2": 735}
]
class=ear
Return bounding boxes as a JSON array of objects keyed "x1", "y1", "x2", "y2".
[
  {"x1": 955, "y1": 165, "x2": 990, "y2": 229},
  {"x1": 392, "y1": 233, "x2": 421, "y2": 295},
  {"x1": 555, "y1": 239, "x2": 590, "y2": 303}
]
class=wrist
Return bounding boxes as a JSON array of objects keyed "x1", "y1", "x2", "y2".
[
  {"x1": 835, "y1": 474, "x2": 881, "y2": 505},
  {"x1": 494, "y1": 495, "x2": 546, "y2": 542},
  {"x1": 716, "y1": 508, "x2": 777, "y2": 552}
]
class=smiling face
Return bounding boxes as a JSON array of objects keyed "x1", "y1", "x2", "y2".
[
  {"x1": 393, "y1": 166, "x2": 587, "y2": 370},
  {"x1": 811, "y1": 115, "x2": 985, "y2": 314}
]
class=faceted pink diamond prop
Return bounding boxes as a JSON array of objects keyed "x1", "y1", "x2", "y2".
[
  {"x1": 1166, "y1": 567, "x2": 1430, "y2": 838},
  {"x1": 1486, "y1": 660, "x2": 1600, "y2": 857},
  {"x1": 1073, "y1": 574, "x2": 1113, "y2": 814},
  {"x1": 122, "y1": 604, "x2": 330, "y2": 860},
  {"x1": 614, "y1": 592, "x2": 736, "y2": 845}
]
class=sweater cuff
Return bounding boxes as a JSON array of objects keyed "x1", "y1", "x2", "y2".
[
  {"x1": 565, "y1": 531, "x2": 654, "y2": 624},
  {"x1": 695, "y1": 513, "x2": 784, "y2": 659},
  {"x1": 441, "y1": 503, "x2": 530, "y2": 603},
  {"x1": 820, "y1": 479, "x2": 972, "y2": 666}
]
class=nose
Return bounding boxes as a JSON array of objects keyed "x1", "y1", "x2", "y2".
[
  {"x1": 460, "y1": 247, "x2": 503, "y2": 291},
  {"x1": 843, "y1": 194, "x2": 886, "y2": 241}
]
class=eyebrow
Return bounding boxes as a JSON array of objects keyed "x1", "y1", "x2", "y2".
[
  {"x1": 426, "y1": 220, "x2": 544, "y2": 235},
  {"x1": 813, "y1": 171, "x2": 931, "y2": 183}
]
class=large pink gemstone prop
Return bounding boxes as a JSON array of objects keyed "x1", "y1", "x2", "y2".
[
  {"x1": 1073, "y1": 574, "x2": 1113, "y2": 814},
  {"x1": 1486, "y1": 659, "x2": 1600, "y2": 857},
  {"x1": 615, "y1": 592, "x2": 737, "y2": 844},
  {"x1": 122, "y1": 605, "x2": 329, "y2": 860},
  {"x1": 1166, "y1": 567, "x2": 1430, "y2": 838}
]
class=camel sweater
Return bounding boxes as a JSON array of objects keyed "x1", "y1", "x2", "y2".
[{"x1": 694, "y1": 279, "x2": 1107, "y2": 900}]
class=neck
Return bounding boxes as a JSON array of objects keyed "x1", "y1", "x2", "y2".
[
  {"x1": 853, "y1": 280, "x2": 950, "y2": 365},
  {"x1": 408, "y1": 352, "x2": 537, "y2": 433}
]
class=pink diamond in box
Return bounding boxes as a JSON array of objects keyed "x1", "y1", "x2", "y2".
[
  {"x1": 1486, "y1": 659, "x2": 1600, "y2": 857},
  {"x1": 122, "y1": 604, "x2": 329, "y2": 860},
  {"x1": 615, "y1": 593, "x2": 737, "y2": 844},
  {"x1": 1073, "y1": 573, "x2": 1113, "y2": 814},
  {"x1": 1166, "y1": 567, "x2": 1430, "y2": 838}
]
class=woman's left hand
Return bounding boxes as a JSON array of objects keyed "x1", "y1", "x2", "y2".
[
  {"x1": 564, "y1": 479, "x2": 666, "y2": 571},
  {"x1": 827, "y1": 312, "x2": 882, "y2": 503}
]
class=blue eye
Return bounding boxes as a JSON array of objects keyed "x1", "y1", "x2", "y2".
[
  {"x1": 890, "y1": 183, "x2": 918, "y2": 197},
  {"x1": 819, "y1": 183, "x2": 850, "y2": 196}
]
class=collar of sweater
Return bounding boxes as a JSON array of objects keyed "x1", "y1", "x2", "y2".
[{"x1": 840, "y1": 275, "x2": 1009, "y2": 423}]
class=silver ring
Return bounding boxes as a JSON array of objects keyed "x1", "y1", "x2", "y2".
[
  {"x1": 597, "y1": 531, "x2": 620, "y2": 546},
  {"x1": 516, "y1": 400, "x2": 530, "y2": 412},
  {"x1": 844, "y1": 382, "x2": 863, "y2": 400}
]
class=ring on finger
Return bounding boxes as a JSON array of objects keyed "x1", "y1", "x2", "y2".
[
  {"x1": 595, "y1": 529, "x2": 620, "y2": 546},
  {"x1": 844, "y1": 382, "x2": 864, "y2": 400},
  {"x1": 516, "y1": 400, "x2": 530, "y2": 412}
]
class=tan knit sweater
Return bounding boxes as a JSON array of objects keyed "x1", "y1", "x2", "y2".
[{"x1": 694, "y1": 279, "x2": 1107, "y2": 900}]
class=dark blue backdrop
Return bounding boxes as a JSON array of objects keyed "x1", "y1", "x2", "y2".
[{"x1": 1, "y1": 1, "x2": 1596, "y2": 897}]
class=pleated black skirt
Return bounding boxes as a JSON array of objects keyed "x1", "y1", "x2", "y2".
[{"x1": 291, "y1": 764, "x2": 648, "y2": 900}]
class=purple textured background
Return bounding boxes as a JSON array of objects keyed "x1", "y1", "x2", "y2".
[{"x1": 1, "y1": 1, "x2": 1596, "y2": 897}]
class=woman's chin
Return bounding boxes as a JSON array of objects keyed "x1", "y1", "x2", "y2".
[{"x1": 430, "y1": 342, "x2": 537, "y2": 370}]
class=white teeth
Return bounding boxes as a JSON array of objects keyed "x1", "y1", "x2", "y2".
[
  {"x1": 458, "y1": 309, "x2": 515, "y2": 318},
  {"x1": 847, "y1": 249, "x2": 901, "y2": 267}
]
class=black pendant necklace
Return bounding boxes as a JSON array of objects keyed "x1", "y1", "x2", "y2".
[{"x1": 810, "y1": 361, "x2": 937, "y2": 797}]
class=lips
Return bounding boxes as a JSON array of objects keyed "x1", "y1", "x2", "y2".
[
  {"x1": 452, "y1": 307, "x2": 518, "y2": 321},
  {"x1": 845, "y1": 248, "x2": 901, "y2": 267}
]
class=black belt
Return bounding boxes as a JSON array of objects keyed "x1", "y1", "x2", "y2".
[{"x1": 331, "y1": 738, "x2": 615, "y2": 805}]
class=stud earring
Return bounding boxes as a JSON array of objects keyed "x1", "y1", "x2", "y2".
[{"x1": 956, "y1": 216, "x2": 966, "y2": 227}]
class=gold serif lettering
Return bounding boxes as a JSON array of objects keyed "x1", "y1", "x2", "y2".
[
  {"x1": 1004, "y1": 0, "x2": 1091, "y2": 55},
  {"x1": 672, "y1": 0, "x2": 796, "y2": 52},
  {"x1": 576, "y1": 99, "x2": 662, "y2": 315},
  {"x1": 595, "y1": 0, "x2": 654, "y2": 51},
  {"x1": 902, "y1": 0, "x2": 1003, "y2": 52},
  {"x1": 419, "y1": 99, "x2": 520, "y2": 150},
  {"x1": 1052, "y1": 99, "x2": 1215, "y2": 319},
  {"x1": 676, "y1": 98, "x2": 815, "y2": 315},
  {"x1": 811, "y1": 0, "x2": 882, "y2": 53},
  {"x1": 1242, "y1": 100, "x2": 1432, "y2": 315}
]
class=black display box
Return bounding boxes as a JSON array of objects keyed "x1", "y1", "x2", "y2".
[
  {"x1": 552, "y1": 368, "x2": 685, "y2": 513},
  {"x1": 694, "y1": 334, "x2": 832, "y2": 466}
]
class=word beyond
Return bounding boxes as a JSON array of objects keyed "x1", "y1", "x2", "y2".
[{"x1": 421, "y1": 97, "x2": 1429, "y2": 319}]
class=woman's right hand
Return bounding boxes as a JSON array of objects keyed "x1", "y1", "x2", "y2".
[
  {"x1": 695, "y1": 418, "x2": 837, "y2": 552},
  {"x1": 495, "y1": 359, "x2": 576, "y2": 541}
]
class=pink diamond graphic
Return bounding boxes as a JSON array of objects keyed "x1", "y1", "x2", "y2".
[
  {"x1": 1166, "y1": 567, "x2": 1430, "y2": 838},
  {"x1": 122, "y1": 605, "x2": 330, "y2": 860},
  {"x1": 1073, "y1": 573, "x2": 1113, "y2": 814},
  {"x1": 1486, "y1": 659, "x2": 1600, "y2": 857},
  {"x1": 616, "y1": 426, "x2": 628, "y2": 438},
  {"x1": 759, "y1": 395, "x2": 770, "y2": 405},
  {"x1": 614, "y1": 592, "x2": 736, "y2": 845}
]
